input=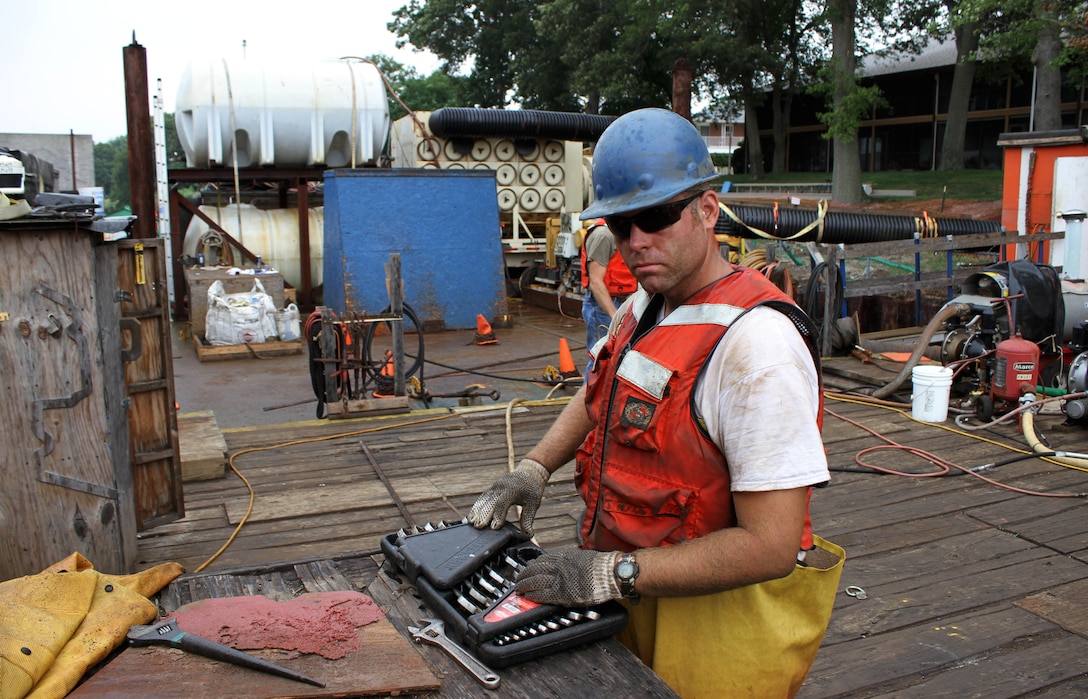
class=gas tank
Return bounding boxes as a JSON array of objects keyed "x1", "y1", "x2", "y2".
[
  {"x1": 176, "y1": 58, "x2": 389, "y2": 168},
  {"x1": 992, "y1": 335, "x2": 1040, "y2": 401}
]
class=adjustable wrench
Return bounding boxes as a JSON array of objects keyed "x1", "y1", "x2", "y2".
[{"x1": 408, "y1": 618, "x2": 501, "y2": 689}]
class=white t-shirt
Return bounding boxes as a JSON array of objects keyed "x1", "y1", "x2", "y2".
[
  {"x1": 694, "y1": 305, "x2": 829, "y2": 492},
  {"x1": 607, "y1": 302, "x2": 829, "y2": 492}
]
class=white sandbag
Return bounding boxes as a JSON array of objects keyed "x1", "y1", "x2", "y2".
[
  {"x1": 204, "y1": 279, "x2": 279, "y2": 345},
  {"x1": 276, "y1": 303, "x2": 301, "y2": 341}
]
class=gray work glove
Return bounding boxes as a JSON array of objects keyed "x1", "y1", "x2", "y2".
[
  {"x1": 467, "y1": 458, "x2": 550, "y2": 537},
  {"x1": 515, "y1": 549, "x2": 621, "y2": 606}
]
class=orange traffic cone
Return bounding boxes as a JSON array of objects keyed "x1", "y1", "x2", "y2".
[
  {"x1": 558, "y1": 338, "x2": 580, "y2": 379},
  {"x1": 474, "y1": 314, "x2": 498, "y2": 345},
  {"x1": 372, "y1": 349, "x2": 396, "y2": 398}
]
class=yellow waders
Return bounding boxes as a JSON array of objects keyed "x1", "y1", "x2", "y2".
[{"x1": 617, "y1": 536, "x2": 844, "y2": 699}]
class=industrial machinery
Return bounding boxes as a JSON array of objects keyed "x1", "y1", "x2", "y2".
[
  {"x1": 0, "y1": 147, "x2": 57, "y2": 200},
  {"x1": 0, "y1": 150, "x2": 25, "y2": 196},
  {"x1": 935, "y1": 259, "x2": 1088, "y2": 421},
  {"x1": 304, "y1": 305, "x2": 424, "y2": 418},
  {"x1": 389, "y1": 108, "x2": 612, "y2": 278}
]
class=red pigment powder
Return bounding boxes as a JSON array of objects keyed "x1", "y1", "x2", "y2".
[{"x1": 172, "y1": 591, "x2": 385, "y2": 660}]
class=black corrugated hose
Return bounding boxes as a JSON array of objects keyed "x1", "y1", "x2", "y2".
[
  {"x1": 715, "y1": 203, "x2": 1002, "y2": 244},
  {"x1": 429, "y1": 108, "x2": 617, "y2": 142}
]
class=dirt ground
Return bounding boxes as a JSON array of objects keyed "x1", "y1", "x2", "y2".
[
  {"x1": 852, "y1": 198, "x2": 1003, "y2": 221},
  {"x1": 724, "y1": 195, "x2": 1004, "y2": 222}
]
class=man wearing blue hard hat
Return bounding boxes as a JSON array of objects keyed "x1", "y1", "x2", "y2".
[{"x1": 469, "y1": 108, "x2": 842, "y2": 698}]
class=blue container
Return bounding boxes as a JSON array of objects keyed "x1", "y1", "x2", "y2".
[{"x1": 323, "y1": 169, "x2": 508, "y2": 330}]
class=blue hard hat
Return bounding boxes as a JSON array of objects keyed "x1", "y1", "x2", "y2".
[{"x1": 580, "y1": 108, "x2": 717, "y2": 220}]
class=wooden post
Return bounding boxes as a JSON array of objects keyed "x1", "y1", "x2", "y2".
[
  {"x1": 386, "y1": 254, "x2": 406, "y2": 397},
  {"x1": 320, "y1": 306, "x2": 339, "y2": 404},
  {"x1": 671, "y1": 58, "x2": 693, "y2": 121},
  {"x1": 124, "y1": 37, "x2": 156, "y2": 239},
  {"x1": 822, "y1": 245, "x2": 839, "y2": 357}
]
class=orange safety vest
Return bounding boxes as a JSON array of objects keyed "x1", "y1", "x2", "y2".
[
  {"x1": 576, "y1": 268, "x2": 823, "y2": 552},
  {"x1": 581, "y1": 224, "x2": 638, "y2": 296}
]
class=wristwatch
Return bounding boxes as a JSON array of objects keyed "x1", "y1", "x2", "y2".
[{"x1": 614, "y1": 553, "x2": 640, "y2": 604}]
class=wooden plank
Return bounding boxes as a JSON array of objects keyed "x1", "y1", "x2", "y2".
[
  {"x1": 367, "y1": 554, "x2": 681, "y2": 698},
  {"x1": 801, "y1": 606, "x2": 1061, "y2": 698},
  {"x1": 118, "y1": 239, "x2": 184, "y2": 530},
  {"x1": 862, "y1": 632, "x2": 1088, "y2": 698},
  {"x1": 0, "y1": 226, "x2": 135, "y2": 578},
  {"x1": 69, "y1": 606, "x2": 441, "y2": 698},
  {"x1": 193, "y1": 335, "x2": 303, "y2": 362},
  {"x1": 295, "y1": 560, "x2": 354, "y2": 593},
  {"x1": 1015, "y1": 578, "x2": 1088, "y2": 637},
  {"x1": 178, "y1": 411, "x2": 227, "y2": 481},
  {"x1": 831, "y1": 230, "x2": 1065, "y2": 260},
  {"x1": 825, "y1": 536, "x2": 1086, "y2": 644},
  {"x1": 326, "y1": 396, "x2": 411, "y2": 418}
]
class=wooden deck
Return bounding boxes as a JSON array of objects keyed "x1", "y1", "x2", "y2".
[{"x1": 133, "y1": 343, "x2": 1088, "y2": 697}]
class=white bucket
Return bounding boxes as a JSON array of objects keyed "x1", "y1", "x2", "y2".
[{"x1": 911, "y1": 365, "x2": 954, "y2": 422}]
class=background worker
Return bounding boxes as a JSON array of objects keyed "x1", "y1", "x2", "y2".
[
  {"x1": 581, "y1": 218, "x2": 637, "y2": 354},
  {"x1": 468, "y1": 108, "x2": 842, "y2": 698}
]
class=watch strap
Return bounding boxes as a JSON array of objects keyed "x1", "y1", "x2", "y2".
[{"x1": 615, "y1": 553, "x2": 640, "y2": 602}]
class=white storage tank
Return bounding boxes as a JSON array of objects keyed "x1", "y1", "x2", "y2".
[
  {"x1": 176, "y1": 58, "x2": 389, "y2": 168},
  {"x1": 182, "y1": 203, "x2": 325, "y2": 291}
]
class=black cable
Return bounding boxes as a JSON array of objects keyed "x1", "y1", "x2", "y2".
[
  {"x1": 830, "y1": 451, "x2": 1059, "y2": 476},
  {"x1": 804, "y1": 261, "x2": 844, "y2": 344},
  {"x1": 408, "y1": 353, "x2": 582, "y2": 386}
]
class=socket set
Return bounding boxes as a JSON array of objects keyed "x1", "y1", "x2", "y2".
[{"x1": 381, "y1": 519, "x2": 628, "y2": 668}]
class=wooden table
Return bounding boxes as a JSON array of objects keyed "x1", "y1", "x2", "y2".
[{"x1": 72, "y1": 552, "x2": 678, "y2": 698}]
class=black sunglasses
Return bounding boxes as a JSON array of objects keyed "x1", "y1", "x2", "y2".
[{"x1": 605, "y1": 192, "x2": 703, "y2": 238}]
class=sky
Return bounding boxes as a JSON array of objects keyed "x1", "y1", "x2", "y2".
[{"x1": 1, "y1": 0, "x2": 441, "y2": 144}]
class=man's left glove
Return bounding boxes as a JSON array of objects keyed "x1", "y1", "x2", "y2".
[
  {"x1": 515, "y1": 549, "x2": 621, "y2": 606},
  {"x1": 467, "y1": 458, "x2": 550, "y2": 537}
]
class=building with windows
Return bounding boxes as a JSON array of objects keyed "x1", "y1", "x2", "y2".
[
  {"x1": 749, "y1": 39, "x2": 1086, "y2": 173},
  {"x1": 697, "y1": 119, "x2": 745, "y2": 156}
]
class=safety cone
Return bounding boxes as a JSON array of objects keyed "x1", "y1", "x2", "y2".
[
  {"x1": 372, "y1": 350, "x2": 396, "y2": 398},
  {"x1": 558, "y1": 338, "x2": 581, "y2": 379},
  {"x1": 474, "y1": 314, "x2": 498, "y2": 345}
]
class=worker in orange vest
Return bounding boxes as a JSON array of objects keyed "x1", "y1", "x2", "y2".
[
  {"x1": 581, "y1": 218, "x2": 638, "y2": 357},
  {"x1": 468, "y1": 108, "x2": 842, "y2": 698}
]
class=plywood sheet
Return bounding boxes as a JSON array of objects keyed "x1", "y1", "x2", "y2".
[
  {"x1": 1015, "y1": 578, "x2": 1088, "y2": 637},
  {"x1": 70, "y1": 593, "x2": 440, "y2": 698}
]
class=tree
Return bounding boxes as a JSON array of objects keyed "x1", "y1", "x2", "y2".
[
  {"x1": 390, "y1": 0, "x2": 532, "y2": 108},
  {"x1": 935, "y1": 1, "x2": 982, "y2": 170},
  {"x1": 687, "y1": 0, "x2": 829, "y2": 177},
  {"x1": 391, "y1": 0, "x2": 682, "y2": 114},
  {"x1": 95, "y1": 113, "x2": 185, "y2": 213},
  {"x1": 535, "y1": 0, "x2": 676, "y2": 114},
  {"x1": 163, "y1": 112, "x2": 184, "y2": 168},
  {"x1": 824, "y1": 0, "x2": 868, "y2": 203},
  {"x1": 362, "y1": 53, "x2": 468, "y2": 120},
  {"x1": 960, "y1": 0, "x2": 1088, "y2": 132},
  {"x1": 815, "y1": 0, "x2": 942, "y2": 201}
]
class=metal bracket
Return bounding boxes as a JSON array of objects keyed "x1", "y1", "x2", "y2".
[
  {"x1": 120, "y1": 317, "x2": 143, "y2": 362},
  {"x1": 31, "y1": 284, "x2": 118, "y2": 500}
]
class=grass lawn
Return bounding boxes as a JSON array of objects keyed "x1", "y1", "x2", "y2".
[{"x1": 721, "y1": 169, "x2": 1003, "y2": 201}]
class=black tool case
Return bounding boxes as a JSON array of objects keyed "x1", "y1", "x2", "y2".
[{"x1": 381, "y1": 520, "x2": 628, "y2": 668}]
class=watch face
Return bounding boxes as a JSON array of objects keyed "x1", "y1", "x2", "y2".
[{"x1": 616, "y1": 561, "x2": 636, "y2": 580}]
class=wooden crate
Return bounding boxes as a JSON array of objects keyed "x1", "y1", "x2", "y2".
[
  {"x1": 183, "y1": 266, "x2": 286, "y2": 339},
  {"x1": 0, "y1": 226, "x2": 181, "y2": 576}
]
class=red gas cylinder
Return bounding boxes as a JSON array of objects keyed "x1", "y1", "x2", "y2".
[{"x1": 992, "y1": 335, "x2": 1040, "y2": 402}]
